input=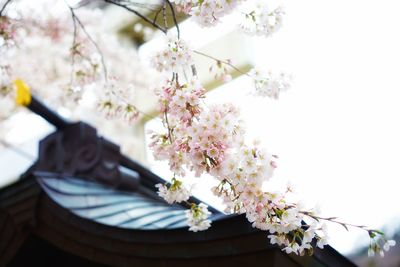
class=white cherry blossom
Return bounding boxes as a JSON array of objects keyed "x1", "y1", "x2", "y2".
[
  {"x1": 155, "y1": 178, "x2": 191, "y2": 204},
  {"x1": 185, "y1": 203, "x2": 212, "y2": 232},
  {"x1": 248, "y1": 68, "x2": 292, "y2": 99}
]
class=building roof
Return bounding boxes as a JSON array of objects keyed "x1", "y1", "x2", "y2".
[{"x1": 37, "y1": 172, "x2": 193, "y2": 230}]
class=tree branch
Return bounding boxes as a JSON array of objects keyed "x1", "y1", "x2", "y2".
[
  {"x1": 192, "y1": 50, "x2": 251, "y2": 77},
  {"x1": 162, "y1": 1, "x2": 167, "y2": 29},
  {"x1": 0, "y1": 139, "x2": 35, "y2": 160},
  {"x1": 67, "y1": 5, "x2": 108, "y2": 82},
  {"x1": 152, "y1": 6, "x2": 163, "y2": 25},
  {"x1": 69, "y1": 7, "x2": 78, "y2": 84},
  {"x1": 165, "y1": 0, "x2": 180, "y2": 38},
  {"x1": 103, "y1": 0, "x2": 167, "y2": 34},
  {"x1": 0, "y1": 0, "x2": 13, "y2": 16}
]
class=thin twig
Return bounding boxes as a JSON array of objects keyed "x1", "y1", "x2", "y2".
[
  {"x1": 165, "y1": 0, "x2": 180, "y2": 38},
  {"x1": 71, "y1": 0, "x2": 91, "y2": 9},
  {"x1": 191, "y1": 64, "x2": 197, "y2": 77},
  {"x1": 301, "y1": 211, "x2": 368, "y2": 231},
  {"x1": 108, "y1": 90, "x2": 156, "y2": 121},
  {"x1": 164, "y1": 109, "x2": 174, "y2": 144},
  {"x1": 69, "y1": 9, "x2": 78, "y2": 84},
  {"x1": 192, "y1": 50, "x2": 251, "y2": 77},
  {"x1": 111, "y1": 1, "x2": 163, "y2": 12},
  {"x1": 103, "y1": 0, "x2": 167, "y2": 33},
  {"x1": 0, "y1": 139, "x2": 35, "y2": 160},
  {"x1": 0, "y1": 0, "x2": 12, "y2": 16},
  {"x1": 162, "y1": 1, "x2": 167, "y2": 29},
  {"x1": 70, "y1": 8, "x2": 108, "y2": 83},
  {"x1": 152, "y1": 6, "x2": 163, "y2": 25}
]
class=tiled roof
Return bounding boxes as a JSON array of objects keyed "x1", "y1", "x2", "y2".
[{"x1": 37, "y1": 173, "x2": 190, "y2": 230}]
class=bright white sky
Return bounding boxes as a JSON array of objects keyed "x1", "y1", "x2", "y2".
[{"x1": 146, "y1": 0, "x2": 400, "y2": 255}]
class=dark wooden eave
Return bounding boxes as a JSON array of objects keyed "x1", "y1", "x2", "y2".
[{"x1": 0, "y1": 173, "x2": 357, "y2": 267}]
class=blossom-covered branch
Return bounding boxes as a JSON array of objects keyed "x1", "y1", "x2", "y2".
[
  {"x1": 142, "y1": 2, "x2": 395, "y2": 258},
  {"x1": 67, "y1": 4, "x2": 108, "y2": 83}
]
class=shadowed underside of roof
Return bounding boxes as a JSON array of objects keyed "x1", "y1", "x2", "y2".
[{"x1": 0, "y1": 174, "x2": 357, "y2": 267}]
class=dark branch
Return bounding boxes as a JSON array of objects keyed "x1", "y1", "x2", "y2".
[
  {"x1": 69, "y1": 7, "x2": 78, "y2": 84},
  {"x1": 165, "y1": 0, "x2": 180, "y2": 38},
  {"x1": 0, "y1": 0, "x2": 13, "y2": 16},
  {"x1": 109, "y1": 1, "x2": 163, "y2": 12},
  {"x1": 152, "y1": 6, "x2": 163, "y2": 25},
  {"x1": 103, "y1": 0, "x2": 167, "y2": 33},
  {"x1": 162, "y1": 1, "x2": 167, "y2": 29},
  {"x1": 192, "y1": 50, "x2": 250, "y2": 77},
  {"x1": 67, "y1": 5, "x2": 108, "y2": 82},
  {"x1": 73, "y1": 0, "x2": 92, "y2": 9}
]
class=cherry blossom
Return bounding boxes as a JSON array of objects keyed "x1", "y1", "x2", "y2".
[
  {"x1": 185, "y1": 203, "x2": 212, "y2": 232},
  {"x1": 383, "y1": 240, "x2": 396, "y2": 252},
  {"x1": 190, "y1": 0, "x2": 243, "y2": 27},
  {"x1": 239, "y1": 1, "x2": 284, "y2": 37},
  {"x1": 155, "y1": 178, "x2": 191, "y2": 204},
  {"x1": 208, "y1": 59, "x2": 233, "y2": 82},
  {"x1": 0, "y1": 0, "x2": 150, "y2": 156},
  {"x1": 248, "y1": 68, "x2": 292, "y2": 99},
  {"x1": 367, "y1": 230, "x2": 396, "y2": 257},
  {"x1": 151, "y1": 33, "x2": 193, "y2": 73}
]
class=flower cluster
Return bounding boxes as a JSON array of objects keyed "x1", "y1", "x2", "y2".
[
  {"x1": 0, "y1": 15, "x2": 17, "y2": 46},
  {"x1": 0, "y1": 64, "x2": 15, "y2": 119},
  {"x1": 0, "y1": 13, "x2": 18, "y2": 119},
  {"x1": 70, "y1": 46, "x2": 103, "y2": 87},
  {"x1": 155, "y1": 77, "x2": 204, "y2": 123},
  {"x1": 190, "y1": 0, "x2": 244, "y2": 27},
  {"x1": 149, "y1": 77, "x2": 206, "y2": 175},
  {"x1": 250, "y1": 198, "x2": 328, "y2": 255},
  {"x1": 0, "y1": 0, "x2": 153, "y2": 159},
  {"x1": 151, "y1": 33, "x2": 193, "y2": 73},
  {"x1": 171, "y1": 0, "x2": 285, "y2": 35},
  {"x1": 209, "y1": 59, "x2": 233, "y2": 82},
  {"x1": 186, "y1": 104, "x2": 243, "y2": 175},
  {"x1": 367, "y1": 230, "x2": 396, "y2": 257},
  {"x1": 249, "y1": 68, "x2": 292, "y2": 99},
  {"x1": 170, "y1": 0, "x2": 195, "y2": 14},
  {"x1": 212, "y1": 146, "x2": 276, "y2": 207},
  {"x1": 149, "y1": 77, "x2": 244, "y2": 178},
  {"x1": 208, "y1": 142, "x2": 331, "y2": 256},
  {"x1": 96, "y1": 82, "x2": 140, "y2": 124},
  {"x1": 239, "y1": 2, "x2": 284, "y2": 37},
  {"x1": 171, "y1": 0, "x2": 243, "y2": 26},
  {"x1": 155, "y1": 178, "x2": 191, "y2": 204},
  {"x1": 185, "y1": 203, "x2": 212, "y2": 232}
]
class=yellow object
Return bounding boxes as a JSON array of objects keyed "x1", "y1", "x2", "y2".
[{"x1": 13, "y1": 79, "x2": 31, "y2": 106}]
